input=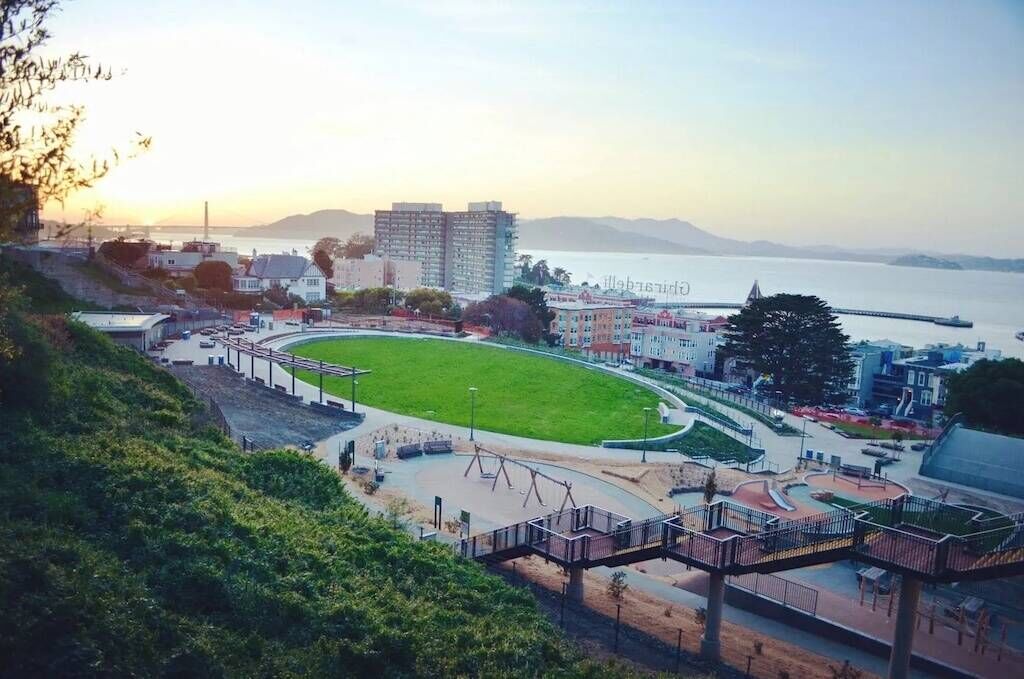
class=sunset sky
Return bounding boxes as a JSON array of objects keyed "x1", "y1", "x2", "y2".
[{"x1": 41, "y1": 1, "x2": 1024, "y2": 256}]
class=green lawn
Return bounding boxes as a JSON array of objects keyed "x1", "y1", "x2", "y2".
[
  {"x1": 290, "y1": 337, "x2": 678, "y2": 445},
  {"x1": 828, "y1": 420, "x2": 930, "y2": 440}
]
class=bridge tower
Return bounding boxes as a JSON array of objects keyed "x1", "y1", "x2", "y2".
[{"x1": 203, "y1": 201, "x2": 209, "y2": 241}]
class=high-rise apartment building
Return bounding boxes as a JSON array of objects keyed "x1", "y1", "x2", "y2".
[
  {"x1": 374, "y1": 201, "x2": 517, "y2": 295},
  {"x1": 373, "y1": 203, "x2": 447, "y2": 287}
]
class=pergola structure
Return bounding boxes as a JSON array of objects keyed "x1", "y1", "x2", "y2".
[{"x1": 218, "y1": 336, "x2": 370, "y2": 403}]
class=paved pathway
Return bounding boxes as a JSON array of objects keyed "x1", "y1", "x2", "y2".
[{"x1": 158, "y1": 324, "x2": 973, "y2": 677}]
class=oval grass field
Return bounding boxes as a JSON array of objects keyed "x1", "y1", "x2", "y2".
[{"x1": 290, "y1": 337, "x2": 679, "y2": 445}]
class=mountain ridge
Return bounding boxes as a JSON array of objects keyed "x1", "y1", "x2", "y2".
[{"x1": 232, "y1": 210, "x2": 1021, "y2": 272}]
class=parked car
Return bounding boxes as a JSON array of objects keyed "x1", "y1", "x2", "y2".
[
  {"x1": 910, "y1": 442, "x2": 929, "y2": 452},
  {"x1": 844, "y1": 407, "x2": 868, "y2": 417},
  {"x1": 199, "y1": 340, "x2": 216, "y2": 349}
]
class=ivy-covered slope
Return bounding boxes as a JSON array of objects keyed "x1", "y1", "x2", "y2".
[{"x1": 0, "y1": 306, "x2": 632, "y2": 677}]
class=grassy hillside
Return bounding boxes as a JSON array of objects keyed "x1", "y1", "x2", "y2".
[
  {"x1": 0, "y1": 253, "x2": 101, "y2": 313},
  {"x1": 291, "y1": 337, "x2": 678, "y2": 445},
  {"x1": 0, "y1": 302, "x2": 644, "y2": 675}
]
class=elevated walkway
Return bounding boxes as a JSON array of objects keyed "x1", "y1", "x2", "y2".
[{"x1": 460, "y1": 496, "x2": 1024, "y2": 583}]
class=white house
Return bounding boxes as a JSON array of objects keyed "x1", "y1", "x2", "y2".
[
  {"x1": 232, "y1": 254, "x2": 326, "y2": 303},
  {"x1": 147, "y1": 240, "x2": 238, "y2": 277}
]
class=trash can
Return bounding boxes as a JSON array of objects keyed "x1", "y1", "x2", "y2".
[
  {"x1": 207, "y1": 355, "x2": 214, "y2": 365},
  {"x1": 217, "y1": 355, "x2": 225, "y2": 366},
  {"x1": 182, "y1": 330, "x2": 191, "y2": 340}
]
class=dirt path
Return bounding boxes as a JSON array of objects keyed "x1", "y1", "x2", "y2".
[{"x1": 505, "y1": 557, "x2": 880, "y2": 679}]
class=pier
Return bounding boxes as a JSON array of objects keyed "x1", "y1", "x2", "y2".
[{"x1": 651, "y1": 302, "x2": 971, "y2": 326}]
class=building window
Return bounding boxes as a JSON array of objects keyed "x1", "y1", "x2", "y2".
[
  {"x1": 907, "y1": 370, "x2": 915, "y2": 385},
  {"x1": 921, "y1": 390, "x2": 932, "y2": 406},
  {"x1": 918, "y1": 372, "x2": 926, "y2": 386}
]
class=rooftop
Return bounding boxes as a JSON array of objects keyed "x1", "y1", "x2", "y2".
[
  {"x1": 548, "y1": 301, "x2": 633, "y2": 311},
  {"x1": 72, "y1": 312, "x2": 170, "y2": 332},
  {"x1": 244, "y1": 254, "x2": 316, "y2": 280}
]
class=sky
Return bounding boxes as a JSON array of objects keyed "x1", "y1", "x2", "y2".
[{"x1": 37, "y1": 0, "x2": 1024, "y2": 256}]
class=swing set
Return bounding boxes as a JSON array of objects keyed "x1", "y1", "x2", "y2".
[{"x1": 463, "y1": 444, "x2": 577, "y2": 511}]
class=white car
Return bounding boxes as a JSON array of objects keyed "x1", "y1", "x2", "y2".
[{"x1": 199, "y1": 340, "x2": 216, "y2": 349}]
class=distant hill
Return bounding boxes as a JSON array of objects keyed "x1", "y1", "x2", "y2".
[
  {"x1": 229, "y1": 208, "x2": 1022, "y2": 273},
  {"x1": 241, "y1": 209, "x2": 372, "y2": 240},
  {"x1": 890, "y1": 254, "x2": 963, "y2": 270}
]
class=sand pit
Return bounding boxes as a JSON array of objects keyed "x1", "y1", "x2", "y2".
[{"x1": 806, "y1": 471, "x2": 907, "y2": 502}]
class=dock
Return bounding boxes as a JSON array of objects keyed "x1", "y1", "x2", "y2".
[{"x1": 651, "y1": 302, "x2": 971, "y2": 326}]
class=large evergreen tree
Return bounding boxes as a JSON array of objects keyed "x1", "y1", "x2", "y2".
[
  {"x1": 943, "y1": 358, "x2": 1024, "y2": 436},
  {"x1": 723, "y1": 294, "x2": 853, "y2": 405}
]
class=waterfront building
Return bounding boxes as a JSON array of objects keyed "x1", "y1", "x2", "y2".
[
  {"x1": 549, "y1": 301, "x2": 634, "y2": 360},
  {"x1": 72, "y1": 311, "x2": 170, "y2": 351},
  {"x1": 147, "y1": 240, "x2": 238, "y2": 277},
  {"x1": 629, "y1": 308, "x2": 726, "y2": 377},
  {"x1": 543, "y1": 283, "x2": 652, "y2": 307},
  {"x1": 373, "y1": 201, "x2": 517, "y2": 295},
  {"x1": 332, "y1": 255, "x2": 422, "y2": 291},
  {"x1": 232, "y1": 254, "x2": 326, "y2": 302},
  {"x1": 870, "y1": 341, "x2": 1002, "y2": 422},
  {"x1": 845, "y1": 339, "x2": 912, "y2": 407}
]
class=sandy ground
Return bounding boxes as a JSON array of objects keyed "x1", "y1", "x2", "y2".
[
  {"x1": 805, "y1": 472, "x2": 907, "y2": 502},
  {"x1": 506, "y1": 556, "x2": 881, "y2": 679}
]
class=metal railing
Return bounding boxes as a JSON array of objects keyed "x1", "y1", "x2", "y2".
[
  {"x1": 728, "y1": 572, "x2": 818, "y2": 616},
  {"x1": 460, "y1": 500, "x2": 1024, "y2": 579}
]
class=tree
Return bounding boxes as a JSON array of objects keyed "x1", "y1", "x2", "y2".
[
  {"x1": 98, "y1": 237, "x2": 149, "y2": 268},
  {"x1": 890, "y1": 429, "x2": 904, "y2": 447},
  {"x1": 607, "y1": 571, "x2": 629, "y2": 601},
  {"x1": 703, "y1": 469, "x2": 718, "y2": 505},
  {"x1": 463, "y1": 295, "x2": 542, "y2": 343},
  {"x1": 340, "y1": 233, "x2": 374, "y2": 259},
  {"x1": 517, "y1": 253, "x2": 533, "y2": 277},
  {"x1": 404, "y1": 288, "x2": 454, "y2": 318},
  {"x1": 1, "y1": 0, "x2": 149, "y2": 243},
  {"x1": 312, "y1": 248, "x2": 333, "y2": 279},
  {"x1": 532, "y1": 260, "x2": 551, "y2": 285},
  {"x1": 943, "y1": 358, "x2": 1024, "y2": 436},
  {"x1": 506, "y1": 284, "x2": 555, "y2": 343},
  {"x1": 551, "y1": 267, "x2": 572, "y2": 286},
  {"x1": 193, "y1": 260, "x2": 232, "y2": 291},
  {"x1": 384, "y1": 497, "x2": 412, "y2": 528},
  {"x1": 723, "y1": 294, "x2": 853, "y2": 405}
]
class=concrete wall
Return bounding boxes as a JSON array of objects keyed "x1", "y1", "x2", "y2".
[
  {"x1": 920, "y1": 426, "x2": 1024, "y2": 499},
  {"x1": 725, "y1": 586, "x2": 973, "y2": 679}
]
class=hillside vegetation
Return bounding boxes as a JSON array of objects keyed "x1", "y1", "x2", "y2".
[{"x1": 0, "y1": 296, "x2": 645, "y2": 675}]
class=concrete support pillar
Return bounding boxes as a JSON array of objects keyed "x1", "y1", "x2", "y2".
[
  {"x1": 700, "y1": 572, "x2": 725, "y2": 661},
  {"x1": 567, "y1": 567, "x2": 584, "y2": 602},
  {"x1": 887, "y1": 576, "x2": 922, "y2": 679}
]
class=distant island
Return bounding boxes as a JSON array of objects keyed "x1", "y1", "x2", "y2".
[{"x1": 889, "y1": 254, "x2": 963, "y2": 270}]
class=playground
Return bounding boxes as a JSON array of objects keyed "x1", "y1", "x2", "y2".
[{"x1": 289, "y1": 336, "x2": 679, "y2": 445}]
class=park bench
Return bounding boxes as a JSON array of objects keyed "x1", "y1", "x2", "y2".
[
  {"x1": 423, "y1": 440, "x2": 453, "y2": 455},
  {"x1": 396, "y1": 443, "x2": 423, "y2": 459}
]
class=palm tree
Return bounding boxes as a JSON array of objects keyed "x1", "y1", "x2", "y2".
[{"x1": 552, "y1": 267, "x2": 572, "y2": 286}]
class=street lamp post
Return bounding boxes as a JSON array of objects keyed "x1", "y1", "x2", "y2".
[
  {"x1": 469, "y1": 387, "x2": 478, "y2": 441},
  {"x1": 351, "y1": 365, "x2": 357, "y2": 411},
  {"x1": 798, "y1": 417, "x2": 808, "y2": 463},
  {"x1": 642, "y1": 407, "x2": 652, "y2": 464}
]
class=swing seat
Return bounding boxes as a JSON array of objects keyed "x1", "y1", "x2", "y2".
[{"x1": 480, "y1": 472, "x2": 497, "y2": 479}]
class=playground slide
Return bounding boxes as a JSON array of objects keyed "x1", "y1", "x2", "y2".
[{"x1": 768, "y1": 488, "x2": 797, "y2": 512}]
